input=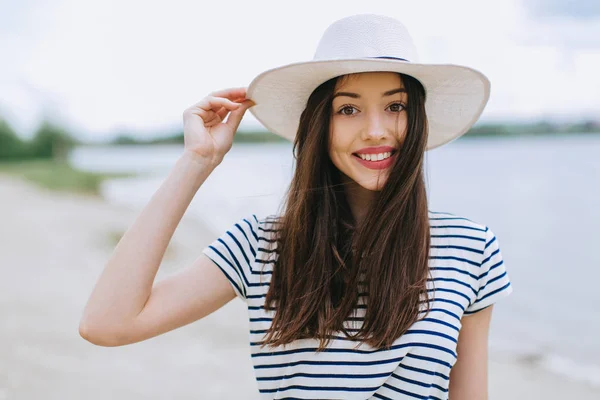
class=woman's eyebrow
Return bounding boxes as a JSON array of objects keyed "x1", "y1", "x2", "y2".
[{"x1": 332, "y1": 88, "x2": 406, "y2": 99}]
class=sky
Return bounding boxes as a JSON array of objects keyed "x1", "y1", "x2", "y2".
[{"x1": 1, "y1": 0, "x2": 599, "y2": 141}]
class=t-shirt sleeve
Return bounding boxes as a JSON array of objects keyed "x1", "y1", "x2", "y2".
[
  {"x1": 202, "y1": 214, "x2": 259, "y2": 302},
  {"x1": 465, "y1": 227, "x2": 513, "y2": 314}
]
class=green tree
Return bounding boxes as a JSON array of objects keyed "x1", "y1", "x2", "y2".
[
  {"x1": 0, "y1": 119, "x2": 28, "y2": 160},
  {"x1": 29, "y1": 121, "x2": 78, "y2": 160}
]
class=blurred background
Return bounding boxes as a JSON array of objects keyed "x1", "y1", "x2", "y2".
[{"x1": 1, "y1": 0, "x2": 599, "y2": 399}]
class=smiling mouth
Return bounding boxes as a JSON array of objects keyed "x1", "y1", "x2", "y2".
[{"x1": 352, "y1": 149, "x2": 397, "y2": 162}]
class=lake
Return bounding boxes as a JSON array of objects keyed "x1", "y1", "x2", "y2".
[{"x1": 69, "y1": 133, "x2": 600, "y2": 386}]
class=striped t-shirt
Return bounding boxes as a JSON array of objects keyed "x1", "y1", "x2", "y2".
[{"x1": 202, "y1": 211, "x2": 512, "y2": 399}]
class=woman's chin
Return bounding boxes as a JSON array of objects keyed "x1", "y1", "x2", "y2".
[{"x1": 355, "y1": 177, "x2": 388, "y2": 192}]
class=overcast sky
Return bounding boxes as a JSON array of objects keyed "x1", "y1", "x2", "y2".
[{"x1": 1, "y1": 0, "x2": 599, "y2": 140}]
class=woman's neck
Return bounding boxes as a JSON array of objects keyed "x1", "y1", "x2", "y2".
[{"x1": 341, "y1": 175, "x2": 378, "y2": 226}]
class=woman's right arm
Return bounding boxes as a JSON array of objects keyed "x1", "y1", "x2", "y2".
[{"x1": 78, "y1": 88, "x2": 254, "y2": 347}]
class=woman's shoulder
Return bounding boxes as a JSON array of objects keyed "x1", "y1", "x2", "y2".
[
  {"x1": 428, "y1": 210, "x2": 491, "y2": 239},
  {"x1": 224, "y1": 213, "x2": 280, "y2": 230},
  {"x1": 427, "y1": 210, "x2": 496, "y2": 261},
  {"x1": 427, "y1": 210, "x2": 512, "y2": 313},
  {"x1": 225, "y1": 213, "x2": 282, "y2": 245}
]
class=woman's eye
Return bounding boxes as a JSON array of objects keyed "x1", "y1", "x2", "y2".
[
  {"x1": 337, "y1": 103, "x2": 404, "y2": 116},
  {"x1": 339, "y1": 106, "x2": 357, "y2": 116},
  {"x1": 388, "y1": 103, "x2": 405, "y2": 112}
]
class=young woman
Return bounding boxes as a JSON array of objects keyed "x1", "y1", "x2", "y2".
[{"x1": 80, "y1": 14, "x2": 512, "y2": 399}]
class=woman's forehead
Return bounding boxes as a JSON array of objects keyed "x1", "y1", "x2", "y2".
[{"x1": 334, "y1": 72, "x2": 404, "y2": 91}]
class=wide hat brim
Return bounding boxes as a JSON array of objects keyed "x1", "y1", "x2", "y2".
[{"x1": 247, "y1": 58, "x2": 490, "y2": 150}]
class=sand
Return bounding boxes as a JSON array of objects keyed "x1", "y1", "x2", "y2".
[{"x1": 1, "y1": 176, "x2": 598, "y2": 399}]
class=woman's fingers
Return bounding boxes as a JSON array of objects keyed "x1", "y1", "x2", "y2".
[
  {"x1": 214, "y1": 97, "x2": 247, "y2": 121},
  {"x1": 184, "y1": 90, "x2": 254, "y2": 131},
  {"x1": 186, "y1": 96, "x2": 240, "y2": 123},
  {"x1": 197, "y1": 96, "x2": 240, "y2": 112},
  {"x1": 208, "y1": 87, "x2": 247, "y2": 101},
  {"x1": 225, "y1": 99, "x2": 254, "y2": 130}
]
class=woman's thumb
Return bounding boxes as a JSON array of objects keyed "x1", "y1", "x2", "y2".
[{"x1": 226, "y1": 99, "x2": 255, "y2": 130}]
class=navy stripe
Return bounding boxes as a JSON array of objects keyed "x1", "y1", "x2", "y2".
[
  {"x1": 427, "y1": 287, "x2": 471, "y2": 303},
  {"x1": 252, "y1": 342, "x2": 456, "y2": 358},
  {"x1": 420, "y1": 317, "x2": 460, "y2": 332},
  {"x1": 479, "y1": 271, "x2": 507, "y2": 293},
  {"x1": 255, "y1": 259, "x2": 276, "y2": 265},
  {"x1": 430, "y1": 255, "x2": 479, "y2": 267},
  {"x1": 258, "y1": 247, "x2": 279, "y2": 253},
  {"x1": 391, "y1": 373, "x2": 448, "y2": 392},
  {"x1": 429, "y1": 216, "x2": 473, "y2": 222},
  {"x1": 398, "y1": 363, "x2": 449, "y2": 381},
  {"x1": 250, "y1": 317, "x2": 274, "y2": 323},
  {"x1": 206, "y1": 245, "x2": 247, "y2": 297},
  {"x1": 431, "y1": 234, "x2": 485, "y2": 242},
  {"x1": 474, "y1": 282, "x2": 511, "y2": 304},
  {"x1": 485, "y1": 235, "x2": 497, "y2": 249},
  {"x1": 405, "y1": 353, "x2": 453, "y2": 368},
  {"x1": 478, "y1": 260, "x2": 504, "y2": 280},
  {"x1": 260, "y1": 384, "x2": 378, "y2": 394},
  {"x1": 481, "y1": 248, "x2": 500, "y2": 265},
  {"x1": 248, "y1": 293, "x2": 268, "y2": 299},
  {"x1": 422, "y1": 297, "x2": 465, "y2": 311},
  {"x1": 216, "y1": 237, "x2": 251, "y2": 287},
  {"x1": 431, "y1": 245, "x2": 484, "y2": 255},
  {"x1": 424, "y1": 308, "x2": 461, "y2": 321},
  {"x1": 403, "y1": 329, "x2": 457, "y2": 343},
  {"x1": 250, "y1": 329, "x2": 456, "y2": 346},
  {"x1": 250, "y1": 318, "x2": 458, "y2": 336},
  {"x1": 246, "y1": 218, "x2": 259, "y2": 242},
  {"x1": 373, "y1": 393, "x2": 394, "y2": 400},
  {"x1": 431, "y1": 225, "x2": 486, "y2": 232},
  {"x1": 256, "y1": 371, "x2": 391, "y2": 381},
  {"x1": 258, "y1": 226, "x2": 280, "y2": 233},
  {"x1": 204, "y1": 253, "x2": 245, "y2": 298},
  {"x1": 381, "y1": 383, "x2": 428, "y2": 399},
  {"x1": 243, "y1": 216, "x2": 259, "y2": 242},
  {"x1": 236, "y1": 222, "x2": 257, "y2": 257},
  {"x1": 429, "y1": 277, "x2": 477, "y2": 295},
  {"x1": 250, "y1": 267, "x2": 273, "y2": 276},
  {"x1": 254, "y1": 355, "x2": 405, "y2": 369},
  {"x1": 227, "y1": 230, "x2": 251, "y2": 266},
  {"x1": 429, "y1": 266, "x2": 478, "y2": 280},
  {"x1": 463, "y1": 304, "x2": 492, "y2": 315}
]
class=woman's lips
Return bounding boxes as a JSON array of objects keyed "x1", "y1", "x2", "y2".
[{"x1": 353, "y1": 152, "x2": 397, "y2": 170}]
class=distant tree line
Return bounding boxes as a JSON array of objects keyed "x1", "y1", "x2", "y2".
[
  {"x1": 0, "y1": 119, "x2": 78, "y2": 162},
  {"x1": 1, "y1": 116, "x2": 599, "y2": 162},
  {"x1": 109, "y1": 120, "x2": 600, "y2": 145},
  {"x1": 109, "y1": 130, "x2": 288, "y2": 146},
  {"x1": 466, "y1": 120, "x2": 600, "y2": 137}
]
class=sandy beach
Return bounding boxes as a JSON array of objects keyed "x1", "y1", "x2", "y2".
[{"x1": 1, "y1": 175, "x2": 599, "y2": 399}]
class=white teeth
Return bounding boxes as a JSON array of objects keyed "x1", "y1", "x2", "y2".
[{"x1": 357, "y1": 152, "x2": 392, "y2": 161}]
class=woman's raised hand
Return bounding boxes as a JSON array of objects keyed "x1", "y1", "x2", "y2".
[{"x1": 182, "y1": 87, "x2": 254, "y2": 166}]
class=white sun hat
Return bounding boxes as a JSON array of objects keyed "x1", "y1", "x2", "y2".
[{"x1": 246, "y1": 14, "x2": 491, "y2": 150}]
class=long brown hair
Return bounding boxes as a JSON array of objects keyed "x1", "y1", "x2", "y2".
[{"x1": 262, "y1": 72, "x2": 431, "y2": 350}]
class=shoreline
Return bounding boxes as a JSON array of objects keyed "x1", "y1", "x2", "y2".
[{"x1": 1, "y1": 176, "x2": 599, "y2": 399}]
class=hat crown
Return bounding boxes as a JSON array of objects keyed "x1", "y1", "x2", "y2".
[{"x1": 313, "y1": 14, "x2": 419, "y2": 63}]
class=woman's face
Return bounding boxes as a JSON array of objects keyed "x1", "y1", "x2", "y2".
[{"x1": 329, "y1": 72, "x2": 408, "y2": 192}]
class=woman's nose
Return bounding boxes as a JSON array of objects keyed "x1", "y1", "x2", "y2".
[{"x1": 363, "y1": 112, "x2": 388, "y2": 140}]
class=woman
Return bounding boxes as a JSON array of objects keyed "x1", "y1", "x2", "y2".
[{"x1": 80, "y1": 14, "x2": 512, "y2": 399}]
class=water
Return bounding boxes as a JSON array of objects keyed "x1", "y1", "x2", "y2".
[{"x1": 69, "y1": 134, "x2": 600, "y2": 386}]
